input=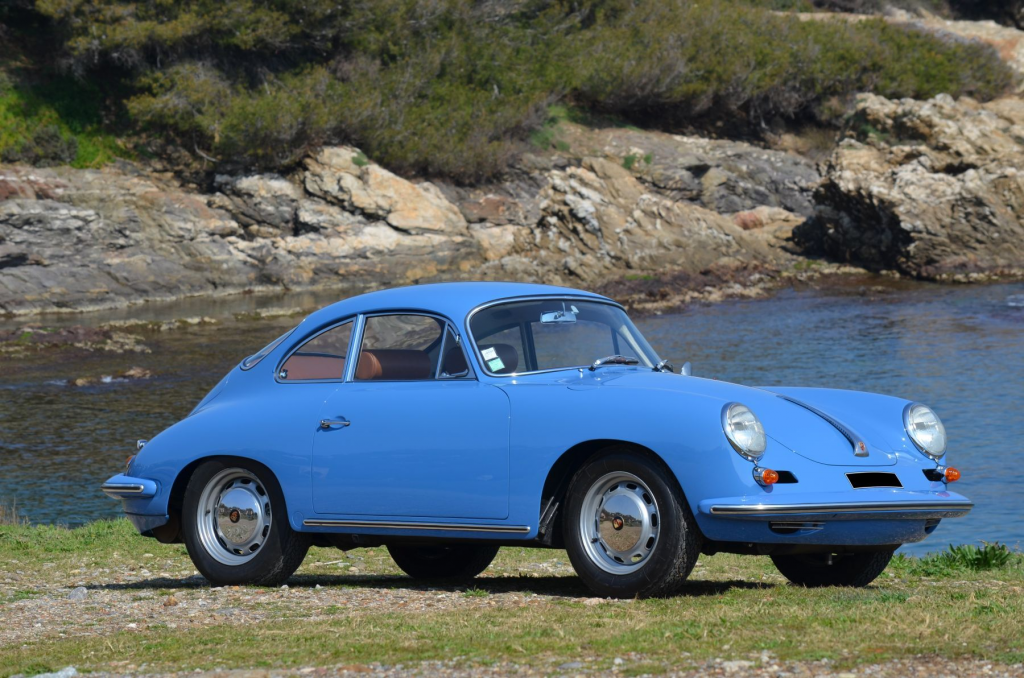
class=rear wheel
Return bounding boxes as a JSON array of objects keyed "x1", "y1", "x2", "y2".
[
  {"x1": 387, "y1": 544, "x2": 499, "y2": 581},
  {"x1": 771, "y1": 550, "x2": 894, "y2": 588},
  {"x1": 563, "y1": 448, "x2": 701, "y2": 599},
  {"x1": 182, "y1": 460, "x2": 310, "y2": 586}
]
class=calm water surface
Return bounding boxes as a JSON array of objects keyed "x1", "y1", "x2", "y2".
[{"x1": 1, "y1": 281, "x2": 1021, "y2": 554}]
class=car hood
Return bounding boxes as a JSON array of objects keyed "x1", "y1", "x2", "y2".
[{"x1": 550, "y1": 369, "x2": 899, "y2": 466}]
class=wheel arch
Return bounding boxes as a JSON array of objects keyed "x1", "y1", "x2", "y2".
[
  {"x1": 537, "y1": 439, "x2": 684, "y2": 547},
  {"x1": 161, "y1": 455, "x2": 289, "y2": 544}
]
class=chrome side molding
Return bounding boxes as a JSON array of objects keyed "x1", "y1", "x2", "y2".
[{"x1": 303, "y1": 519, "x2": 531, "y2": 534}]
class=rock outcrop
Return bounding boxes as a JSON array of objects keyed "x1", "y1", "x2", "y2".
[
  {"x1": 798, "y1": 93, "x2": 1024, "y2": 280},
  {"x1": 1, "y1": 134, "x2": 806, "y2": 314}
]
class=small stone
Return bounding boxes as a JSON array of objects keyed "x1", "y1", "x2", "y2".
[
  {"x1": 613, "y1": 657, "x2": 624, "y2": 666},
  {"x1": 126, "y1": 623, "x2": 137, "y2": 629},
  {"x1": 32, "y1": 668, "x2": 77, "y2": 678},
  {"x1": 280, "y1": 584, "x2": 289, "y2": 590},
  {"x1": 67, "y1": 587, "x2": 87, "y2": 602},
  {"x1": 163, "y1": 595, "x2": 179, "y2": 607},
  {"x1": 558, "y1": 662, "x2": 584, "y2": 670},
  {"x1": 722, "y1": 660, "x2": 754, "y2": 673}
]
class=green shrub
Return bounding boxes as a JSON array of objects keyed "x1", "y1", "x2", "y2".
[
  {"x1": 892, "y1": 542, "x2": 1017, "y2": 577},
  {"x1": 2, "y1": 0, "x2": 1012, "y2": 180}
]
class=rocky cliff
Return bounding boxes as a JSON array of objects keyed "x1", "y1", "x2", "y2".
[
  {"x1": 799, "y1": 93, "x2": 1024, "y2": 280},
  {"x1": 0, "y1": 133, "x2": 812, "y2": 315},
  {"x1": 3, "y1": 90, "x2": 1024, "y2": 314}
]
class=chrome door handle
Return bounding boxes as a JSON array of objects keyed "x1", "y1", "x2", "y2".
[{"x1": 319, "y1": 419, "x2": 350, "y2": 429}]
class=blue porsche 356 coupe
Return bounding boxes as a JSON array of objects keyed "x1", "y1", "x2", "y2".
[{"x1": 102, "y1": 282, "x2": 971, "y2": 597}]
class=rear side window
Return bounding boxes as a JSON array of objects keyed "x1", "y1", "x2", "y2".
[
  {"x1": 241, "y1": 329, "x2": 294, "y2": 370},
  {"x1": 355, "y1": 314, "x2": 444, "y2": 381},
  {"x1": 278, "y1": 321, "x2": 353, "y2": 381}
]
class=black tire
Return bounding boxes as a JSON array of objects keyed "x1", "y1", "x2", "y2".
[
  {"x1": 387, "y1": 544, "x2": 499, "y2": 581},
  {"x1": 563, "y1": 448, "x2": 701, "y2": 599},
  {"x1": 771, "y1": 550, "x2": 894, "y2": 588},
  {"x1": 182, "y1": 459, "x2": 311, "y2": 586}
]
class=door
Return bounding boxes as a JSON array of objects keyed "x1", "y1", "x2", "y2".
[{"x1": 311, "y1": 314, "x2": 511, "y2": 519}]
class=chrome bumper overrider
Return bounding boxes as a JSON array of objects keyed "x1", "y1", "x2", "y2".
[{"x1": 707, "y1": 501, "x2": 973, "y2": 519}]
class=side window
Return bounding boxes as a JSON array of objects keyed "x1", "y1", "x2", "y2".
[
  {"x1": 355, "y1": 314, "x2": 444, "y2": 381},
  {"x1": 278, "y1": 321, "x2": 353, "y2": 381},
  {"x1": 438, "y1": 325, "x2": 472, "y2": 379}
]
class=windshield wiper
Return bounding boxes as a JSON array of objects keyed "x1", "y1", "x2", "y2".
[{"x1": 589, "y1": 355, "x2": 641, "y2": 371}]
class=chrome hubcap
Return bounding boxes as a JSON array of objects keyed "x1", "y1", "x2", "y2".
[
  {"x1": 580, "y1": 471, "x2": 659, "y2": 574},
  {"x1": 197, "y1": 468, "x2": 271, "y2": 566}
]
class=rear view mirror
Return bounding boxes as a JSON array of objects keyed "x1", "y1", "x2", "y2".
[{"x1": 540, "y1": 310, "x2": 577, "y2": 324}]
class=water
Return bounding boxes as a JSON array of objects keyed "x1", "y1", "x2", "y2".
[{"x1": 1, "y1": 280, "x2": 1021, "y2": 554}]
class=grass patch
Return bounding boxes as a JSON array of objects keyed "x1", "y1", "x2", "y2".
[
  {"x1": 0, "y1": 75, "x2": 130, "y2": 168},
  {"x1": 0, "y1": 521, "x2": 1022, "y2": 674}
]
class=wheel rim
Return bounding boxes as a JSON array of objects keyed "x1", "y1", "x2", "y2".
[
  {"x1": 579, "y1": 471, "x2": 660, "y2": 575},
  {"x1": 196, "y1": 468, "x2": 272, "y2": 566}
]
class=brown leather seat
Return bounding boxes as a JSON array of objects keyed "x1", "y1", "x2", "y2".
[
  {"x1": 356, "y1": 349, "x2": 434, "y2": 380},
  {"x1": 280, "y1": 354, "x2": 346, "y2": 380},
  {"x1": 479, "y1": 343, "x2": 518, "y2": 374}
]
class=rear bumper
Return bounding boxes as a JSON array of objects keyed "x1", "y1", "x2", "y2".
[{"x1": 101, "y1": 474, "x2": 158, "y2": 499}]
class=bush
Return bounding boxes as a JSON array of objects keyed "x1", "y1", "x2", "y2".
[
  {"x1": 7, "y1": 0, "x2": 1015, "y2": 181},
  {"x1": 892, "y1": 542, "x2": 1018, "y2": 577}
]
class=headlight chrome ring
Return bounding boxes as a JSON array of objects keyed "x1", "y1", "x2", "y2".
[
  {"x1": 722, "y1": 402, "x2": 767, "y2": 461},
  {"x1": 903, "y1": 402, "x2": 947, "y2": 460}
]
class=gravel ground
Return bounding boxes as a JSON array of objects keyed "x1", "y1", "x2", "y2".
[
  {"x1": 14, "y1": 657, "x2": 1024, "y2": 677},
  {"x1": 1, "y1": 553, "x2": 589, "y2": 651}
]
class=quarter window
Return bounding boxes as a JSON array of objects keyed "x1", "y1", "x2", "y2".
[
  {"x1": 278, "y1": 321, "x2": 353, "y2": 381},
  {"x1": 355, "y1": 314, "x2": 445, "y2": 381}
]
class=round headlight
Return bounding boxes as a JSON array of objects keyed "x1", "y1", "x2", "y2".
[
  {"x1": 903, "y1": 403, "x2": 947, "y2": 459},
  {"x1": 722, "y1": 402, "x2": 767, "y2": 460}
]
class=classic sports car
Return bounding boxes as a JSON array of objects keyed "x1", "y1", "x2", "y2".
[{"x1": 102, "y1": 282, "x2": 971, "y2": 598}]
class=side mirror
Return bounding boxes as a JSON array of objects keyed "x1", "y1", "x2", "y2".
[{"x1": 680, "y1": 361, "x2": 692, "y2": 376}]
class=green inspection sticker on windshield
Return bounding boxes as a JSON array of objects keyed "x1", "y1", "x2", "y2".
[{"x1": 488, "y1": 357, "x2": 505, "y2": 371}]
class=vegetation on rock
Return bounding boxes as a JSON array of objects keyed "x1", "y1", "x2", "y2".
[{"x1": 0, "y1": 0, "x2": 1016, "y2": 181}]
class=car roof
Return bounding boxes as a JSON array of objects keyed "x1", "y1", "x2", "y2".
[{"x1": 300, "y1": 282, "x2": 613, "y2": 331}]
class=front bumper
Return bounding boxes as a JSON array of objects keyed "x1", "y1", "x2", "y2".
[
  {"x1": 705, "y1": 500, "x2": 973, "y2": 520},
  {"x1": 694, "y1": 489, "x2": 972, "y2": 546}
]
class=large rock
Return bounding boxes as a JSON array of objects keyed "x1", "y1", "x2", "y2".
[
  {"x1": 0, "y1": 134, "x2": 806, "y2": 315},
  {"x1": 552, "y1": 124, "x2": 821, "y2": 217},
  {"x1": 481, "y1": 158, "x2": 792, "y2": 285},
  {"x1": 798, "y1": 93, "x2": 1024, "y2": 279},
  {"x1": 0, "y1": 160, "x2": 481, "y2": 314}
]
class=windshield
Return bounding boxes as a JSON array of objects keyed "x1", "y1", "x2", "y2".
[{"x1": 470, "y1": 299, "x2": 659, "y2": 375}]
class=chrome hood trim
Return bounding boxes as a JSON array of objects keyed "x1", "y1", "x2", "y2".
[{"x1": 776, "y1": 394, "x2": 869, "y2": 458}]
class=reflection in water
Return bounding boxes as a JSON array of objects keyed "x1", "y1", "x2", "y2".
[{"x1": 1, "y1": 281, "x2": 1021, "y2": 554}]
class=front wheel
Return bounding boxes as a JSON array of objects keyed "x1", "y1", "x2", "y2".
[
  {"x1": 771, "y1": 550, "x2": 895, "y2": 588},
  {"x1": 182, "y1": 459, "x2": 310, "y2": 586},
  {"x1": 563, "y1": 449, "x2": 701, "y2": 599},
  {"x1": 387, "y1": 544, "x2": 499, "y2": 580}
]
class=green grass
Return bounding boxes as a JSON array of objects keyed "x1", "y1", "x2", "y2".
[
  {"x1": 0, "y1": 520, "x2": 1022, "y2": 675},
  {"x1": 0, "y1": 76, "x2": 130, "y2": 168}
]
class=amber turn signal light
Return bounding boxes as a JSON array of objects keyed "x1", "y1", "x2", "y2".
[
  {"x1": 944, "y1": 467, "x2": 960, "y2": 482},
  {"x1": 761, "y1": 468, "x2": 779, "y2": 485}
]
